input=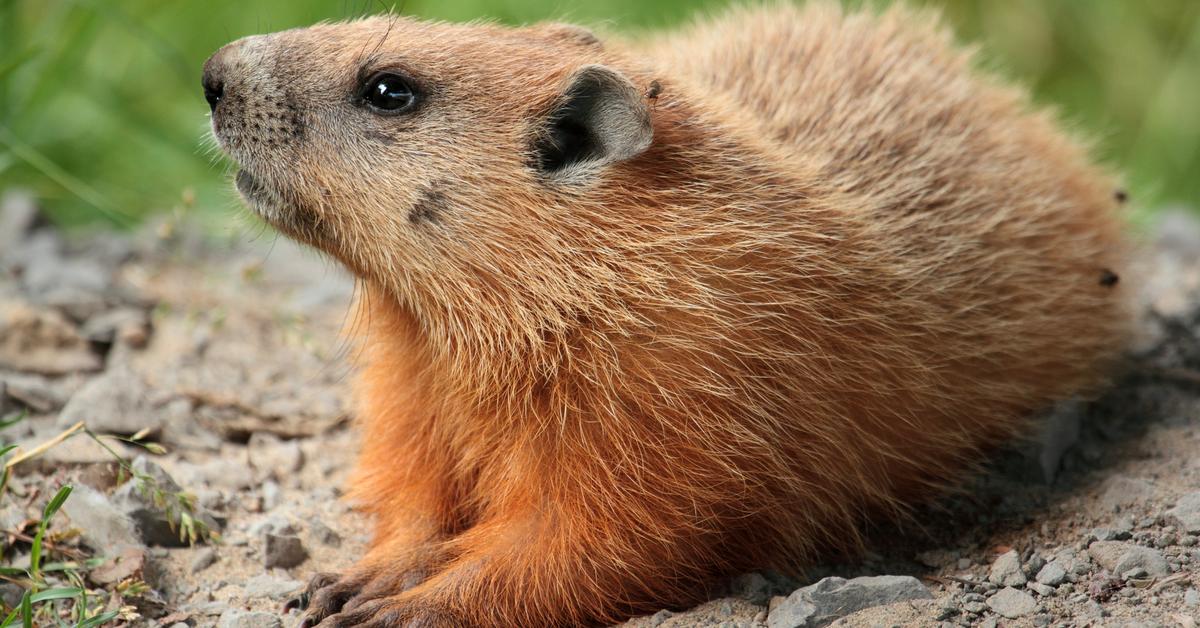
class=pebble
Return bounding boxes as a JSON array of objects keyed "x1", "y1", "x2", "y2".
[
  {"x1": 986, "y1": 587, "x2": 1037, "y2": 619},
  {"x1": 216, "y1": 609, "x2": 282, "y2": 628},
  {"x1": 988, "y1": 550, "x2": 1026, "y2": 587},
  {"x1": 1185, "y1": 588, "x2": 1199, "y2": 607},
  {"x1": 1087, "y1": 542, "x2": 1169, "y2": 578},
  {"x1": 263, "y1": 533, "x2": 308, "y2": 569},
  {"x1": 56, "y1": 365, "x2": 161, "y2": 436},
  {"x1": 1166, "y1": 492, "x2": 1200, "y2": 534},
  {"x1": 766, "y1": 575, "x2": 931, "y2": 628},
  {"x1": 0, "y1": 302, "x2": 102, "y2": 374},
  {"x1": 191, "y1": 547, "x2": 218, "y2": 573},
  {"x1": 1099, "y1": 476, "x2": 1155, "y2": 512},
  {"x1": 1027, "y1": 582, "x2": 1055, "y2": 597},
  {"x1": 1035, "y1": 561, "x2": 1067, "y2": 586},
  {"x1": 111, "y1": 456, "x2": 221, "y2": 547},
  {"x1": 310, "y1": 519, "x2": 342, "y2": 547},
  {"x1": 244, "y1": 574, "x2": 303, "y2": 600},
  {"x1": 60, "y1": 484, "x2": 144, "y2": 552}
]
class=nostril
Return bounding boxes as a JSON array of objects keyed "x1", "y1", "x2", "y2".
[{"x1": 203, "y1": 77, "x2": 224, "y2": 112}]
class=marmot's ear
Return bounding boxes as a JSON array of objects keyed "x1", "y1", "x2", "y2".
[{"x1": 532, "y1": 65, "x2": 653, "y2": 176}]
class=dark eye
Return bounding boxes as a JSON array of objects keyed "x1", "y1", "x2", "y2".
[{"x1": 362, "y1": 73, "x2": 417, "y2": 113}]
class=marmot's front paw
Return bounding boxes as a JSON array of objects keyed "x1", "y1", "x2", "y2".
[
  {"x1": 312, "y1": 595, "x2": 459, "y2": 628},
  {"x1": 294, "y1": 566, "x2": 432, "y2": 626}
]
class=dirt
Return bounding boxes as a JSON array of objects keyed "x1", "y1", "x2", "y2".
[{"x1": 1, "y1": 188, "x2": 1198, "y2": 628}]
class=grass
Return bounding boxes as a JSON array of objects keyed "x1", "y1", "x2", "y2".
[
  {"x1": 0, "y1": 0, "x2": 1197, "y2": 228},
  {"x1": 0, "y1": 412, "x2": 213, "y2": 626}
]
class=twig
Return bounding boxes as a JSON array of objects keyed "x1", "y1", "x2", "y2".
[
  {"x1": 3, "y1": 530, "x2": 85, "y2": 560},
  {"x1": 4, "y1": 422, "x2": 85, "y2": 469}
]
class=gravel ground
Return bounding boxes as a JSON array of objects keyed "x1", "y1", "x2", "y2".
[{"x1": 1, "y1": 188, "x2": 1199, "y2": 627}]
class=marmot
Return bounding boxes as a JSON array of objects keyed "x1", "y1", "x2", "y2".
[{"x1": 203, "y1": 3, "x2": 1129, "y2": 626}]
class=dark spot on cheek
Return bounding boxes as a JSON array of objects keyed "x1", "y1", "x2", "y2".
[
  {"x1": 409, "y1": 185, "x2": 447, "y2": 225},
  {"x1": 1099, "y1": 268, "x2": 1119, "y2": 287}
]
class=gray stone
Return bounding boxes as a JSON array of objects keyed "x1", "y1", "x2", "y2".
[
  {"x1": 1087, "y1": 542, "x2": 1168, "y2": 577},
  {"x1": 731, "y1": 572, "x2": 773, "y2": 605},
  {"x1": 767, "y1": 575, "x2": 931, "y2": 628},
  {"x1": 0, "y1": 302, "x2": 101, "y2": 374},
  {"x1": 57, "y1": 366, "x2": 161, "y2": 436},
  {"x1": 1166, "y1": 492, "x2": 1200, "y2": 534},
  {"x1": 60, "y1": 484, "x2": 143, "y2": 552},
  {"x1": 1033, "y1": 400, "x2": 1082, "y2": 483},
  {"x1": 1099, "y1": 476, "x2": 1154, "y2": 511},
  {"x1": 1185, "y1": 588, "x2": 1198, "y2": 607},
  {"x1": 263, "y1": 533, "x2": 307, "y2": 569},
  {"x1": 988, "y1": 550, "x2": 1027, "y2": 587},
  {"x1": 190, "y1": 547, "x2": 218, "y2": 573},
  {"x1": 244, "y1": 574, "x2": 303, "y2": 600},
  {"x1": 1035, "y1": 561, "x2": 1067, "y2": 586},
  {"x1": 111, "y1": 456, "x2": 220, "y2": 547},
  {"x1": 0, "y1": 189, "x2": 45, "y2": 254},
  {"x1": 216, "y1": 609, "x2": 282, "y2": 628},
  {"x1": 1027, "y1": 582, "x2": 1055, "y2": 597},
  {"x1": 986, "y1": 587, "x2": 1037, "y2": 619},
  {"x1": 310, "y1": 519, "x2": 342, "y2": 547},
  {"x1": 81, "y1": 307, "x2": 150, "y2": 347}
]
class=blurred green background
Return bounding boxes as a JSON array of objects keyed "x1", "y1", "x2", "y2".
[{"x1": 1, "y1": 0, "x2": 1197, "y2": 229}]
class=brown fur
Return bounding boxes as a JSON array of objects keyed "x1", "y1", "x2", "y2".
[{"x1": 205, "y1": 3, "x2": 1130, "y2": 626}]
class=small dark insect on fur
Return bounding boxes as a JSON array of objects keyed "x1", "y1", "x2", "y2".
[
  {"x1": 645, "y1": 79, "x2": 662, "y2": 106},
  {"x1": 1099, "y1": 268, "x2": 1120, "y2": 287},
  {"x1": 1114, "y1": 188, "x2": 1128, "y2": 204}
]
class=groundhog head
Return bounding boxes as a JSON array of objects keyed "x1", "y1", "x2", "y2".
[{"x1": 204, "y1": 17, "x2": 656, "y2": 344}]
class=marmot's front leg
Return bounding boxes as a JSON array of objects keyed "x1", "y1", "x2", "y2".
[{"x1": 300, "y1": 426, "x2": 460, "y2": 623}]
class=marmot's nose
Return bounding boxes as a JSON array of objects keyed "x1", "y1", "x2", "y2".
[{"x1": 202, "y1": 45, "x2": 235, "y2": 113}]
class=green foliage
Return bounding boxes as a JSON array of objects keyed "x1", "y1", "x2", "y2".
[{"x1": 0, "y1": 0, "x2": 1197, "y2": 228}]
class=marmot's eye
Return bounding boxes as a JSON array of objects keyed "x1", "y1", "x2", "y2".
[{"x1": 362, "y1": 73, "x2": 417, "y2": 113}]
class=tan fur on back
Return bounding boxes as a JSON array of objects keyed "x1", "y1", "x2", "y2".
[{"x1": 206, "y1": 3, "x2": 1130, "y2": 625}]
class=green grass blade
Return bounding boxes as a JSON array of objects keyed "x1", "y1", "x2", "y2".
[
  {"x1": 18, "y1": 592, "x2": 30, "y2": 628},
  {"x1": 29, "y1": 587, "x2": 81, "y2": 603},
  {"x1": 42, "y1": 485, "x2": 72, "y2": 521},
  {"x1": 76, "y1": 610, "x2": 120, "y2": 628},
  {"x1": 0, "y1": 410, "x2": 27, "y2": 431}
]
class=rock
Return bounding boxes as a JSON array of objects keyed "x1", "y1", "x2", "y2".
[
  {"x1": 310, "y1": 519, "x2": 342, "y2": 547},
  {"x1": 57, "y1": 366, "x2": 161, "y2": 436},
  {"x1": 60, "y1": 484, "x2": 143, "y2": 552},
  {"x1": 244, "y1": 574, "x2": 303, "y2": 600},
  {"x1": 0, "y1": 301, "x2": 101, "y2": 374},
  {"x1": 1, "y1": 372, "x2": 74, "y2": 413},
  {"x1": 111, "y1": 456, "x2": 220, "y2": 547},
  {"x1": 263, "y1": 533, "x2": 308, "y2": 569},
  {"x1": 1166, "y1": 492, "x2": 1200, "y2": 534},
  {"x1": 730, "y1": 572, "x2": 773, "y2": 605},
  {"x1": 1099, "y1": 476, "x2": 1154, "y2": 511},
  {"x1": 216, "y1": 609, "x2": 282, "y2": 628},
  {"x1": 1033, "y1": 400, "x2": 1082, "y2": 483},
  {"x1": 247, "y1": 432, "x2": 304, "y2": 480},
  {"x1": 191, "y1": 547, "x2": 218, "y2": 573},
  {"x1": 986, "y1": 587, "x2": 1037, "y2": 619},
  {"x1": 1027, "y1": 582, "x2": 1055, "y2": 597},
  {"x1": 1185, "y1": 588, "x2": 1199, "y2": 607},
  {"x1": 767, "y1": 575, "x2": 932, "y2": 628},
  {"x1": 81, "y1": 307, "x2": 151, "y2": 348},
  {"x1": 1034, "y1": 561, "x2": 1067, "y2": 586},
  {"x1": 0, "y1": 582, "x2": 25, "y2": 609},
  {"x1": 0, "y1": 189, "x2": 46, "y2": 254},
  {"x1": 1087, "y1": 542, "x2": 1168, "y2": 577},
  {"x1": 988, "y1": 550, "x2": 1027, "y2": 587},
  {"x1": 89, "y1": 546, "x2": 146, "y2": 586}
]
